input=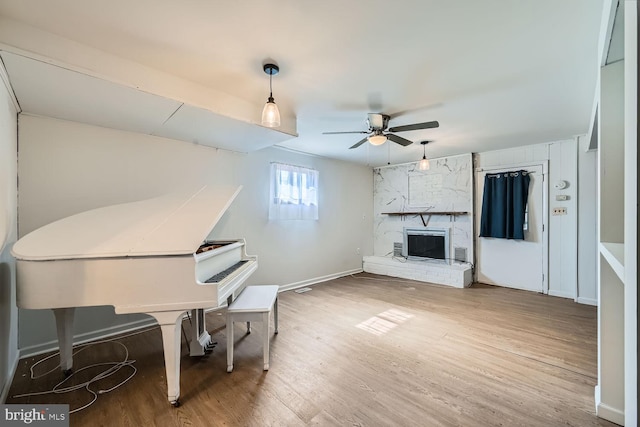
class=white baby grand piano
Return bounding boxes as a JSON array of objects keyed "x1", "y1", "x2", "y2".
[{"x1": 11, "y1": 185, "x2": 257, "y2": 406}]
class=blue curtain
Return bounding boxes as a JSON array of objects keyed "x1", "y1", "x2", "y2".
[{"x1": 479, "y1": 170, "x2": 530, "y2": 240}]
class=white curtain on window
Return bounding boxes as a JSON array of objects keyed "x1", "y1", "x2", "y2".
[{"x1": 269, "y1": 163, "x2": 319, "y2": 220}]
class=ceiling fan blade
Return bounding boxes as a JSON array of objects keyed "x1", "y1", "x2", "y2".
[
  {"x1": 388, "y1": 120, "x2": 440, "y2": 133},
  {"x1": 386, "y1": 133, "x2": 413, "y2": 147},
  {"x1": 322, "y1": 131, "x2": 369, "y2": 135},
  {"x1": 349, "y1": 137, "x2": 369, "y2": 149},
  {"x1": 388, "y1": 103, "x2": 443, "y2": 119}
]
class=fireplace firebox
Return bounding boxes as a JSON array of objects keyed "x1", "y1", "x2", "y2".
[{"x1": 402, "y1": 228, "x2": 450, "y2": 262}]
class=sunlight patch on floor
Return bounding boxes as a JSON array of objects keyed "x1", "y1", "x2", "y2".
[{"x1": 355, "y1": 309, "x2": 414, "y2": 336}]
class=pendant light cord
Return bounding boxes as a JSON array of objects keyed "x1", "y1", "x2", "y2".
[{"x1": 269, "y1": 73, "x2": 273, "y2": 99}]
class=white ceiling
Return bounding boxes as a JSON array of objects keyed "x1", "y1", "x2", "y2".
[
  {"x1": 0, "y1": 0, "x2": 604, "y2": 167},
  {"x1": 0, "y1": 51, "x2": 296, "y2": 152}
]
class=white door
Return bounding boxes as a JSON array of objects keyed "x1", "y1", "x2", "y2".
[{"x1": 475, "y1": 164, "x2": 546, "y2": 293}]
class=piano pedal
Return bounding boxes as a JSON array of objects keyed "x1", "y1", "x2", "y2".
[{"x1": 204, "y1": 340, "x2": 217, "y2": 353}]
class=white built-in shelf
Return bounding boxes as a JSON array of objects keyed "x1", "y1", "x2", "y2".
[{"x1": 599, "y1": 241, "x2": 625, "y2": 282}]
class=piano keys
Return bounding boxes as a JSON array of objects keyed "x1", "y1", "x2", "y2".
[
  {"x1": 188, "y1": 240, "x2": 255, "y2": 357},
  {"x1": 11, "y1": 185, "x2": 257, "y2": 406}
]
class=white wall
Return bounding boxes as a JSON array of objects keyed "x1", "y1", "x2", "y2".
[
  {"x1": 577, "y1": 138, "x2": 598, "y2": 305},
  {"x1": 599, "y1": 60, "x2": 626, "y2": 245},
  {"x1": 0, "y1": 64, "x2": 19, "y2": 402},
  {"x1": 475, "y1": 140, "x2": 589, "y2": 301},
  {"x1": 17, "y1": 114, "x2": 374, "y2": 353}
]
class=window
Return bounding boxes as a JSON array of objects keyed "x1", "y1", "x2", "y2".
[{"x1": 269, "y1": 162, "x2": 318, "y2": 220}]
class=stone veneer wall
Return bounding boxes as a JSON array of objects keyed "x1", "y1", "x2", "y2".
[{"x1": 373, "y1": 153, "x2": 473, "y2": 264}]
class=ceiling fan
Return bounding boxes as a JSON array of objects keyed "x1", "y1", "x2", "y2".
[{"x1": 322, "y1": 113, "x2": 439, "y2": 149}]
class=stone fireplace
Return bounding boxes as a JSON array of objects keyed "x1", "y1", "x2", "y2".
[{"x1": 364, "y1": 153, "x2": 473, "y2": 288}]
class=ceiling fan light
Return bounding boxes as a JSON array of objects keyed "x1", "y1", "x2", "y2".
[
  {"x1": 419, "y1": 156, "x2": 430, "y2": 170},
  {"x1": 368, "y1": 134, "x2": 387, "y2": 146},
  {"x1": 261, "y1": 98, "x2": 280, "y2": 127}
]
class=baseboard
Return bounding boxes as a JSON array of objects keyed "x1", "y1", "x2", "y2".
[
  {"x1": 596, "y1": 402, "x2": 625, "y2": 425},
  {"x1": 19, "y1": 317, "x2": 157, "y2": 359},
  {"x1": 595, "y1": 385, "x2": 626, "y2": 425},
  {"x1": 577, "y1": 296, "x2": 597, "y2": 306},
  {"x1": 279, "y1": 268, "x2": 363, "y2": 293},
  {"x1": 547, "y1": 289, "x2": 574, "y2": 300},
  {"x1": 1, "y1": 353, "x2": 19, "y2": 403}
]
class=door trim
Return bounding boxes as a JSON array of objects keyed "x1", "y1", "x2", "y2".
[{"x1": 474, "y1": 161, "x2": 549, "y2": 294}]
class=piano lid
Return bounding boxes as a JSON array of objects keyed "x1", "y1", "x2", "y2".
[{"x1": 12, "y1": 185, "x2": 242, "y2": 261}]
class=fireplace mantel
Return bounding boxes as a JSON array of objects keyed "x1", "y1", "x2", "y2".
[
  {"x1": 381, "y1": 211, "x2": 468, "y2": 215},
  {"x1": 381, "y1": 211, "x2": 468, "y2": 226}
]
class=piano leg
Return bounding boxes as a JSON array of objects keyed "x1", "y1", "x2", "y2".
[
  {"x1": 274, "y1": 296, "x2": 279, "y2": 334},
  {"x1": 52, "y1": 308, "x2": 75, "y2": 376},
  {"x1": 148, "y1": 310, "x2": 186, "y2": 407}
]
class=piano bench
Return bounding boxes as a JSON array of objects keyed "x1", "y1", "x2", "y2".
[{"x1": 226, "y1": 285, "x2": 279, "y2": 373}]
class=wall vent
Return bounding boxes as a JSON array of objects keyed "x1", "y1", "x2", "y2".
[
  {"x1": 393, "y1": 242, "x2": 403, "y2": 257},
  {"x1": 454, "y1": 247, "x2": 467, "y2": 263}
]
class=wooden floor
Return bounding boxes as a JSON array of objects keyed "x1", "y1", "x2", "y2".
[{"x1": 7, "y1": 274, "x2": 615, "y2": 426}]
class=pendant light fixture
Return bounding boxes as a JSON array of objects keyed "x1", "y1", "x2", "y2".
[
  {"x1": 261, "y1": 63, "x2": 281, "y2": 128},
  {"x1": 419, "y1": 141, "x2": 430, "y2": 170}
]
